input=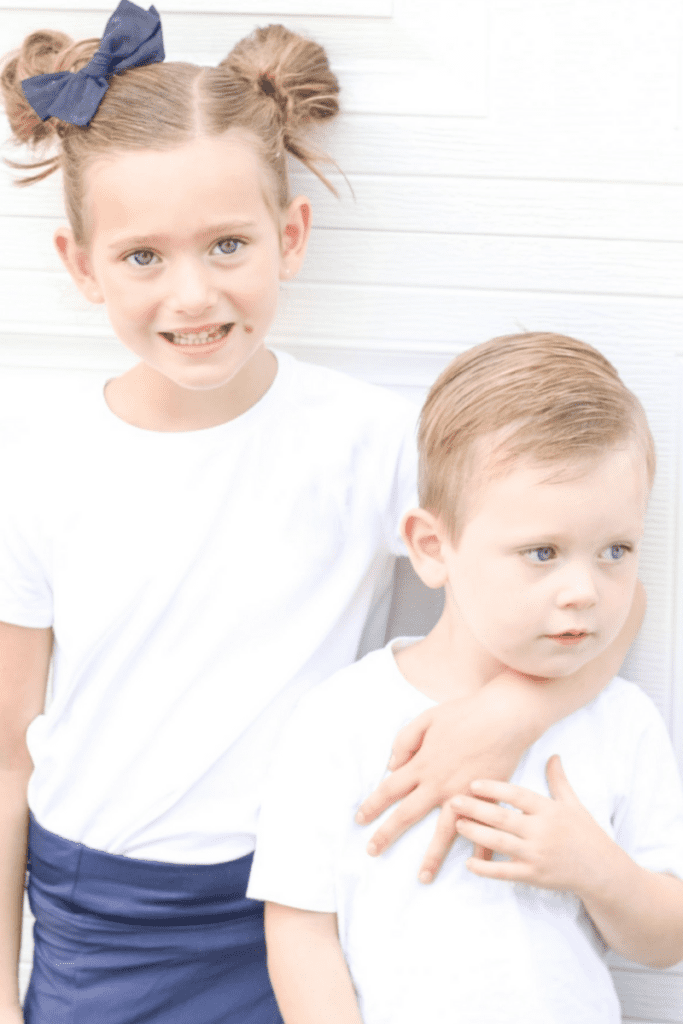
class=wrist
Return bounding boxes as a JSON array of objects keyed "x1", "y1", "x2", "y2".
[
  {"x1": 572, "y1": 833, "x2": 636, "y2": 907},
  {"x1": 484, "y1": 672, "x2": 549, "y2": 745}
]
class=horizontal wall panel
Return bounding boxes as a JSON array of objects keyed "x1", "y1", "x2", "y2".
[
  {"x1": 5, "y1": 1, "x2": 393, "y2": 16},
  {"x1": 3, "y1": 273, "x2": 683, "y2": 349},
  {"x1": 611, "y1": 966, "x2": 683, "y2": 1022},
  {"x1": 0, "y1": 5, "x2": 488, "y2": 117},
  {"x1": 4, "y1": 218, "x2": 682, "y2": 298},
  {"x1": 4, "y1": 164, "x2": 683, "y2": 241}
]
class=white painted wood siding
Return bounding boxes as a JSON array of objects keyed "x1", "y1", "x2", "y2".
[{"x1": 1, "y1": 2, "x2": 682, "y2": 1020}]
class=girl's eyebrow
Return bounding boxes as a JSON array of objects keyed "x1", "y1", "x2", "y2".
[{"x1": 106, "y1": 222, "x2": 258, "y2": 251}]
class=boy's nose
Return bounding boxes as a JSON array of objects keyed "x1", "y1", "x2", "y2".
[{"x1": 555, "y1": 563, "x2": 598, "y2": 609}]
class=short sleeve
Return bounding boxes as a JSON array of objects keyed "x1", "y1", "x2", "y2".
[
  {"x1": 0, "y1": 447, "x2": 53, "y2": 628},
  {"x1": 612, "y1": 687, "x2": 683, "y2": 881},
  {"x1": 248, "y1": 688, "x2": 357, "y2": 912},
  {"x1": 378, "y1": 401, "x2": 419, "y2": 558}
]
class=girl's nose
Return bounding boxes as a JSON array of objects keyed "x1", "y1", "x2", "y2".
[
  {"x1": 555, "y1": 562, "x2": 599, "y2": 609},
  {"x1": 167, "y1": 259, "x2": 218, "y2": 318}
]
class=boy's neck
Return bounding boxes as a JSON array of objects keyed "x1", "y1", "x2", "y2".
[{"x1": 394, "y1": 609, "x2": 506, "y2": 703}]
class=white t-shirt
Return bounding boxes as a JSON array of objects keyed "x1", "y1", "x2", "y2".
[
  {"x1": 249, "y1": 640, "x2": 683, "y2": 1024},
  {"x1": 0, "y1": 352, "x2": 418, "y2": 863}
]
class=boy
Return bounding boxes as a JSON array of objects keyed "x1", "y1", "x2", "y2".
[{"x1": 247, "y1": 333, "x2": 683, "y2": 1024}]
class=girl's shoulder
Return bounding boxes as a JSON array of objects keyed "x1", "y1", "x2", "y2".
[{"x1": 279, "y1": 350, "x2": 418, "y2": 425}]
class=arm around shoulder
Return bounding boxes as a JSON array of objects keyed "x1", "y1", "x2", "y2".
[
  {"x1": 0, "y1": 622, "x2": 52, "y2": 1012},
  {"x1": 265, "y1": 903, "x2": 364, "y2": 1024}
]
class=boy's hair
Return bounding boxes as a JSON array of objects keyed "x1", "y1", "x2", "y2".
[
  {"x1": 1, "y1": 24, "x2": 339, "y2": 243},
  {"x1": 419, "y1": 332, "x2": 656, "y2": 542}
]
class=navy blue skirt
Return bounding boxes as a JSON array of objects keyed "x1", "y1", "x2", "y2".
[{"x1": 24, "y1": 816, "x2": 283, "y2": 1024}]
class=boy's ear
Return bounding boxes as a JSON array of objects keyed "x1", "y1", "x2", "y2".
[
  {"x1": 279, "y1": 195, "x2": 311, "y2": 281},
  {"x1": 401, "y1": 508, "x2": 449, "y2": 590},
  {"x1": 54, "y1": 227, "x2": 104, "y2": 304}
]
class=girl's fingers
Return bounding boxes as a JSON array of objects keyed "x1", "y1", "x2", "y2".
[
  {"x1": 363, "y1": 785, "x2": 434, "y2": 855},
  {"x1": 417, "y1": 801, "x2": 460, "y2": 884},
  {"x1": 355, "y1": 767, "x2": 418, "y2": 825},
  {"x1": 387, "y1": 710, "x2": 432, "y2": 771}
]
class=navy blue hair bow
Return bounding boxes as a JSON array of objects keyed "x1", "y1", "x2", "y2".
[{"x1": 22, "y1": 0, "x2": 165, "y2": 128}]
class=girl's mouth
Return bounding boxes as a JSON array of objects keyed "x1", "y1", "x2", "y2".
[{"x1": 160, "y1": 324, "x2": 233, "y2": 347}]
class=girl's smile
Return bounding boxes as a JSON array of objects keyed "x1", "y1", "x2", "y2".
[{"x1": 54, "y1": 132, "x2": 310, "y2": 430}]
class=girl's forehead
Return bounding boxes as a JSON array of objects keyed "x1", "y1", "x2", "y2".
[{"x1": 83, "y1": 133, "x2": 277, "y2": 242}]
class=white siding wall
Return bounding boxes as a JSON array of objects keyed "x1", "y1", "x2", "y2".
[{"x1": 1, "y1": 1, "x2": 682, "y2": 1020}]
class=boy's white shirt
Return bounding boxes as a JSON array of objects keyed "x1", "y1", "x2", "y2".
[
  {"x1": 0, "y1": 352, "x2": 418, "y2": 863},
  {"x1": 248, "y1": 638, "x2": 683, "y2": 1024}
]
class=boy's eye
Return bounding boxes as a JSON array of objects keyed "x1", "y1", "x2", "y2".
[
  {"x1": 213, "y1": 238, "x2": 242, "y2": 256},
  {"x1": 525, "y1": 546, "x2": 556, "y2": 564},
  {"x1": 125, "y1": 250, "x2": 157, "y2": 267},
  {"x1": 601, "y1": 543, "x2": 629, "y2": 562}
]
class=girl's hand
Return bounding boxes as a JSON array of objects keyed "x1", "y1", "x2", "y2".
[
  {"x1": 355, "y1": 680, "x2": 541, "y2": 881},
  {"x1": 453, "y1": 755, "x2": 615, "y2": 895}
]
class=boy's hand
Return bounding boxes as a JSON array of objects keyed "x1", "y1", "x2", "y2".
[
  {"x1": 355, "y1": 681, "x2": 539, "y2": 881},
  {"x1": 453, "y1": 755, "x2": 615, "y2": 895}
]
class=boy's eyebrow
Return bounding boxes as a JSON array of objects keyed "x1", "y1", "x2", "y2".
[{"x1": 106, "y1": 222, "x2": 259, "y2": 251}]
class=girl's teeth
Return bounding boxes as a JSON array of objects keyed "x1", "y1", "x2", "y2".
[{"x1": 170, "y1": 327, "x2": 226, "y2": 345}]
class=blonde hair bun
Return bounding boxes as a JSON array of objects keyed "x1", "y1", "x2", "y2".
[
  {"x1": 223, "y1": 24, "x2": 339, "y2": 132},
  {"x1": 1, "y1": 30, "x2": 100, "y2": 148}
]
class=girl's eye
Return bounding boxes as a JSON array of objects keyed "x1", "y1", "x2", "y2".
[
  {"x1": 213, "y1": 238, "x2": 242, "y2": 256},
  {"x1": 125, "y1": 250, "x2": 158, "y2": 267},
  {"x1": 601, "y1": 543, "x2": 630, "y2": 562},
  {"x1": 525, "y1": 546, "x2": 556, "y2": 564}
]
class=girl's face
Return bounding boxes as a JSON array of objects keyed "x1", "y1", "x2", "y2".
[{"x1": 55, "y1": 132, "x2": 310, "y2": 419}]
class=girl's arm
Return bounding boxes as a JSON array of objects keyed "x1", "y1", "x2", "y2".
[
  {"x1": 357, "y1": 581, "x2": 645, "y2": 881},
  {"x1": 265, "y1": 903, "x2": 363, "y2": 1024},
  {"x1": 0, "y1": 622, "x2": 52, "y2": 1019}
]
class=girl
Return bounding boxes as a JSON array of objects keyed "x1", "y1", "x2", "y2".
[{"x1": 0, "y1": 2, "x2": 642, "y2": 1021}]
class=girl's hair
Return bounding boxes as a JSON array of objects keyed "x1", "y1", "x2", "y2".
[
  {"x1": 1, "y1": 23, "x2": 340, "y2": 243},
  {"x1": 419, "y1": 332, "x2": 656, "y2": 542}
]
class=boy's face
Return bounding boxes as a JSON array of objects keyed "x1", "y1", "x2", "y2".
[{"x1": 440, "y1": 444, "x2": 649, "y2": 679}]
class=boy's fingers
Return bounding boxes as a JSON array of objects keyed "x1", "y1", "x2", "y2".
[
  {"x1": 355, "y1": 766, "x2": 418, "y2": 825},
  {"x1": 545, "y1": 754, "x2": 578, "y2": 803},
  {"x1": 364, "y1": 787, "x2": 437, "y2": 855},
  {"x1": 466, "y1": 856, "x2": 525, "y2": 881},
  {"x1": 470, "y1": 778, "x2": 542, "y2": 814}
]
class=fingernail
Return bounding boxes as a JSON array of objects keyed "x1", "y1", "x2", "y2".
[
  {"x1": 355, "y1": 810, "x2": 366, "y2": 824},
  {"x1": 366, "y1": 842, "x2": 378, "y2": 856},
  {"x1": 419, "y1": 870, "x2": 432, "y2": 884},
  {"x1": 387, "y1": 755, "x2": 397, "y2": 769}
]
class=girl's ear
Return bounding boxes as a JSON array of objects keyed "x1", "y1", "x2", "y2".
[
  {"x1": 54, "y1": 227, "x2": 104, "y2": 304},
  {"x1": 279, "y1": 195, "x2": 311, "y2": 280},
  {"x1": 401, "y1": 508, "x2": 450, "y2": 590}
]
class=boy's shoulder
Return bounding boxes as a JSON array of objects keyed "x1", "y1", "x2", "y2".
[
  {"x1": 284, "y1": 640, "x2": 430, "y2": 753},
  {"x1": 588, "y1": 674, "x2": 664, "y2": 724}
]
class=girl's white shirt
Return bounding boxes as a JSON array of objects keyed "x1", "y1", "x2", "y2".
[{"x1": 0, "y1": 351, "x2": 418, "y2": 863}]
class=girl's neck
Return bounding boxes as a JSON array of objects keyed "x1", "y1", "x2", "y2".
[{"x1": 104, "y1": 348, "x2": 278, "y2": 432}]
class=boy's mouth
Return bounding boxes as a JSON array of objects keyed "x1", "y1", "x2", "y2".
[
  {"x1": 547, "y1": 630, "x2": 589, "y2": 646},
  {"x1": 160, "y1": 324, "x2": 233, "y2": 346}
]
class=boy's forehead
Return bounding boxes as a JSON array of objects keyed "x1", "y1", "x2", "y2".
[{"x1": 460, "y1": 441, "x2": 650, "y2": 528}]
